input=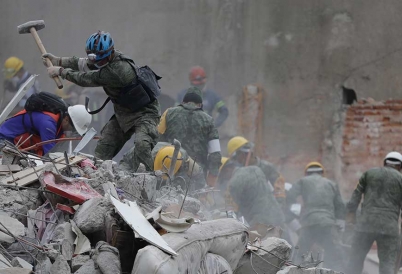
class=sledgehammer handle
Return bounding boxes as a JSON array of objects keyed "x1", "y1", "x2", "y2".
[{"x1": 29, "y1": 27, "x2": 63, "y2": 89}]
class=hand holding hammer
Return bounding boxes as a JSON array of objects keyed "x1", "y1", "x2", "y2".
[{"x1": 17, "y1": 20, "x2": 63, "y2": 89}]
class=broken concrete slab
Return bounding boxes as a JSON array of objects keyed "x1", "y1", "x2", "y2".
[
  {"x1": 10, "y1": 256, "x2": 33, "y2": 270},
  {"x1": 0, "y1": 215, "x2": 25, "y2": 243},
  {"x1": 235, "y1": 237, "x2": 292, "y2": 274},
  {"x1": 277, "y1": 266, "x2": 342, "y2": 274},
  {"x1": 71, "y1": 255, "x2": 90, "y2": 272},
  {"x1": 50, "y1": 254, "x2": 71, "y2": 274},
  {"x1": 73, "y1": 197, "x2": 112, "y2": 234},
  {"x1": 74, "y1": 259, "x2": 102, "y2": 274},
  {"x1": 92, "y1": 241, "x2": 122, "y2": 274}
]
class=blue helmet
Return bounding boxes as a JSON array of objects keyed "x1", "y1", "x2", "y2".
[{"x1": 85, "y1": 31, "x2": 114, "y2": 61}]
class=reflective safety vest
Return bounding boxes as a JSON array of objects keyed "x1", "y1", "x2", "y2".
[{"x1": 12, "y1": 110, "x2": 65, "y2": 156}]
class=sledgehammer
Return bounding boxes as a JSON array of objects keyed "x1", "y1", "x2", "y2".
[{"x1": 17, "y1": 20, "x2": 63, "y2": 89}]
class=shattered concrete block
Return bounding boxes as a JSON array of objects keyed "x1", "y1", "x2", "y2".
[
  {"x1": 10, "y1": 257, "x2": 33, "y2": 270},
  {"x1": 74, "y1": 259, "x2": 102, "y2": 274},
  {"x1": 235, "y1": 237, "x2": 292, "y2": 274},
  {"x1": 0, "y1": 215, "x2": 25, "y2": 243},
  {"x1": 73, "y1": 197, "x2": 112, "y2": 234},
  {"x1": 92, "y1": 241, "x2": 122, "y2": 274},
  {"x1": 72, "y1": 255, "x2": 90, "y2": 272},
  {"x1": 34, "y1": 253, "x2": 52, "y2": 274},
  {"x1": 277, "y1": 266, "x2": 342, "y2": 274},
  {"x1": 50, "y1": 254, "x2": 71, "y2": 274},
  {"x1": 116, "y1": 174, "x2": 157, "y2": 201}
]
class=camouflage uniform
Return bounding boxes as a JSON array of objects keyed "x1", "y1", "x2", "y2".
[
  {"x1": 346, "y1": 167, "x2": 402, "y2": 274},
  {"x1": 59, "y1": 50, "x2": 160, "y2": 171},
  {"x1": 229, "y1": 166, "x2": 285, "y2": 227},
  {"x1": 158, "y1": 101, "x2": 221, "y2": 176},
  {"x1": 287, "y1": 174, "x2": 345, "y2": 271},
  {"x1": 254, "y1": 157, "x2": 286, "y2": 205}
]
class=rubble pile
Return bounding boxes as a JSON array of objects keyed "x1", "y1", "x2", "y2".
[{"x1": 0, "y1": 151, "x2": 342, "y2": 274}]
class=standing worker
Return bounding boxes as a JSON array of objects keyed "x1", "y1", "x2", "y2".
[
  {"x1": 287, "y1": 162, "x2": 345, "y2": 271},
  {"x1": 159, "y1": 87, "x2": 222, "y2": 187},
  {"x1": 176, "y1": 66, "x2": 228, "y2": 127},
  {"x1": 43, "y1": 31, "x2": 161, "y2": 171},
  {"x1": 2, "y1": 56, "x2": 40, "y2": 113},
  {"x1": 346, "y1": 152, "x2": 402, "y2": 274}
]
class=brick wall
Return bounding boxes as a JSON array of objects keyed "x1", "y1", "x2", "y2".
[{"x1": 341, "y1": 99, "x2": 402, "y2": 196}]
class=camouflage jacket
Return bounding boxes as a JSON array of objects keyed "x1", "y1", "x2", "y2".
[
  {"x1": 287, "y1": 174, "x2": 345, "y2": 228},
  {"x1": 229, "y1": 166, "x2": 285, "y2": 227},
  {"x1": 158, "y1": 103, "x2": 222, "y2": 176},
  {"x1": 60, "y1": 50, "x2": 160, "y2": 132},
  {"x1": 347, "y1": 167, "x2": 402, "y2": 236},
  {"x1": 255, "y1": 157, "x2": 286, "y2": 200}
]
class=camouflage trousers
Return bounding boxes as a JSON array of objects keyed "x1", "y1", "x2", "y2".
[
  {"x1": 296, "y1": 225, "x2": 344, "y2": 272},
  {"x1": 95, "y1": 113, "x2": 159, "y2": 171},
  {"x1": 346, "y1": 232, "x2": 399, "y2": 274}
]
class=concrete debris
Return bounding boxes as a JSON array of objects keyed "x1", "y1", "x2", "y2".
[
  {"x1": 0, "y1": 214, "x2": 25, "y2": 243},
  {"x1": 277, "y1": 266, "x2": 342, "y2": 274},
  {"x1": 235, "y1": 237, "x2": 292, "y2": 274},
  {"x1": 71, "y1": 255, "x2": 90, "y2": 272},
  {"x1": 50, "y1": 254, "x2": 71, "y2": 274},
  {"x1": 35, "y1": 253, "x2": 52, "y2": 274},
  {"x1": 91, "y1": 241, "x2": 122, "y2": 274},
  {"x1": 0, "y1": 149, "x2": 346, "y2": 274},
  {"x1": 73, "y1": 197, "x2": 112, "y2": 234},
  {"x1": 10, "y1": 256, "x2": 33, "y2": 270}
]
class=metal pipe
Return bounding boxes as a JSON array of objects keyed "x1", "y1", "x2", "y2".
[
  {"x1": 20, "y1": 136, "x2": 100, "y2": 152},
  {"x1": 167, "y1": 139, "x2": 181, "y2": 183}
]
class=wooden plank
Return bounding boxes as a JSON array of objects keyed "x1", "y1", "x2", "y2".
[
  {"x1": 0, "y1": 165, "x2": 22, "y2": 172},
  {"x1": 0, "y1": 156, "x2": 86, "y2": 186}
]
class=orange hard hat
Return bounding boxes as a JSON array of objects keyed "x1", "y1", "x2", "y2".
[{"x1": 189, "y1": 66, "x2": 206, "y2": 85}]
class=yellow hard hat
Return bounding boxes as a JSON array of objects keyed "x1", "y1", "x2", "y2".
[
  {"x1": 3, "y1": 57, "x2": 24, "y2": 79},
  {"x1": 305, "y1": 161, "x2": 325, "y2": 174},
  {"x1": 227, "y1": 136, "x2": 249, "y2": 156},
  {"x1": 220, "y1": 157, "x2": 229, "y2": 172},
  {"x1": 154, "y1": 146, "x2": 183, "y2": 175}
]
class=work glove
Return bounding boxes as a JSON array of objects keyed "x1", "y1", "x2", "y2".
[
  {"x1": 47, "y1": 66, "x2": 63, "y2": 78},
  {"x1": 42, "y1": 53, "x2": 61, "y2": 66}
]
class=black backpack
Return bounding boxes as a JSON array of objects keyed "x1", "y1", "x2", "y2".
[
  {"x1": 85, "y1": 55, "x2": 162, "y2": 114},
  {"x1": 24, "y1": 92, "x2": 69, "y2": 133},
  {"x1": 25, "y1": 92, "x2": 69, "y2": 114}
]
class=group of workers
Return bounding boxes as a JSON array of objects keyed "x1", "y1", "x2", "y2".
[{"x1": 2, "y1": 30, "x2": 402, "y2": 274}]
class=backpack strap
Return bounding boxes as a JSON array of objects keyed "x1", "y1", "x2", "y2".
[{"x1": 85, "y1": 96, "x2": 111, "y2": 115}]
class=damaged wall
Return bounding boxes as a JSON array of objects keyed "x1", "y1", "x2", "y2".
[
  {"x1": 324, "y1": 99, "x2": 402, "y2": 198},
  {"x1": 2, "y1": 1, "x2": 402, "y2": 183}
]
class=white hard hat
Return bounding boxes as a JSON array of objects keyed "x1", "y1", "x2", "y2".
[
  {"x1": 67, "y1": 105, "x2": 92, "y2": 136},
  {"x1": 384, "y1": 151, "x2": 402, "y2": 163}
]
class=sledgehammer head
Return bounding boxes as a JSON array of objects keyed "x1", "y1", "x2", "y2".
[{"x1": 17, "y1": 20, "x2": 45, "y2": 34}]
